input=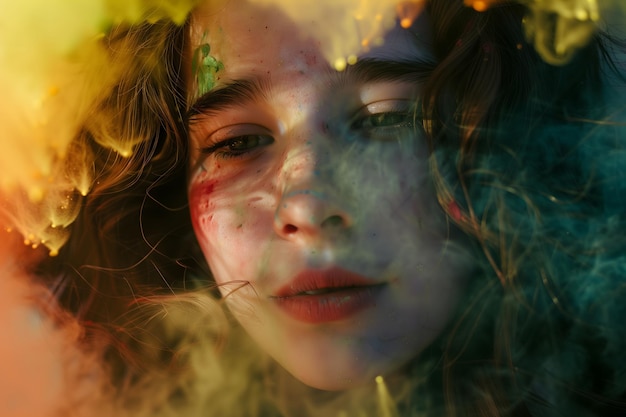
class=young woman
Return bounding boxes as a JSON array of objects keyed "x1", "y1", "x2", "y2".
[{"x1": 29, "y1": 0, "x2": 626, "y2": 416}]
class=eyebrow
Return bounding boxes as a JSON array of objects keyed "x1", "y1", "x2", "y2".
[
  {"x1": 187, "y1": 78, "x2": 270, "y2": 121},
  {"x1": 186, "y1": 58, "x2": 435, "y2": 121},
  {"x1": 339, "y1": 57, "x2": 434, "y2": 85}
]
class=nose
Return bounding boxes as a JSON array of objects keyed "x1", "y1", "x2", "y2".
[{"x1": 274, "y1": 188, "x2": 353, "y2": 243}]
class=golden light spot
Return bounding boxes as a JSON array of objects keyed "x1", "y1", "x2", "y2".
[
  {"x1": 575, "y1": 8, "x2": 588, "y2": 20},
  {"x1": 334, "y1": 57, "x2": 347, "y2": 72},
  {"x1": 347, "y1": 55, "x2": 358, "y2": 65},
  {"x1": 472, "y1": 0, "x2": 488, "y2": 12},
  {"x1": 396, "y1": 1, "x2": 425, "y2": 29}
]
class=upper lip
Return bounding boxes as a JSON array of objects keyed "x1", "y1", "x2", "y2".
[{"x1": 273, "y1": 267, "x2": 383, "y2": 297}]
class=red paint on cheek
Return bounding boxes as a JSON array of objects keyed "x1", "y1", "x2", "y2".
[
  {"x1": 199, "y1": 180, "x2": 217, "y2": 195},
  {"x1": 189, "y1": 179, "x2": 219, "y2": 231},
  {"x1": 190, "y1": 180, "x2": 217, "y2": 204}
]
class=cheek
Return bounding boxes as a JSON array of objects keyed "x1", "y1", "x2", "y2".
[
  {"x1": 188, "y1": 169, "x2": 281, "y2": 284},
  {"x1": 366, "y1": 146, "x2": 437, "y2": 221},
  {"x1": 189, "y1": 177, "x2": 248, "y2": 290}
]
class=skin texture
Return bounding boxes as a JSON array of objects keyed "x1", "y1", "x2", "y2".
[{"x1": 187, "y1": 0, "x2": 473, "y2": 391}]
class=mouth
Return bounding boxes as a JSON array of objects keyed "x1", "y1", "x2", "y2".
[{"x1": 270, "y1": 267, "x2": 387, "y2": 324}]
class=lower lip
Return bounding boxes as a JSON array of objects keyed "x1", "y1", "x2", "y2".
[{"x1": 272, "y1": 285, "x2": 386, "y2": 324}]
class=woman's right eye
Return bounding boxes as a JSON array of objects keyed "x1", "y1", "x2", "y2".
[{"x1": 200, "y1": 134, "x2": 274, "y2": 160}]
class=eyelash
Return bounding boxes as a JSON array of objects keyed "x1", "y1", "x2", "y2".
[
  {"x1": 200, "y1": 134, "x2": 274, "y2": 160},
  {"x1": 352, "y1": 111, "x2": 414, "y2": 131}
]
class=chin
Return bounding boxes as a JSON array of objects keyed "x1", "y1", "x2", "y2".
[
  {"x1": 282, "y1": 356, "x2": 396, "y2": 392},
  {"x1": 295, "y1": 373, "x2": 371, "y2": 392}
]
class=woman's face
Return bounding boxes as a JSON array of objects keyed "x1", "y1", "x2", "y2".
[{"x1": 187, "y1": 0, "x2": 472, "y2": 391}]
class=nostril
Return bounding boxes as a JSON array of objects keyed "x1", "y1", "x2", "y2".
[
  {"x1": 284, "y1": 224, "x2": 298, "y2": 234},
  {"x1": 321, "y1": 215, "x2": 347, "y2": 229}
]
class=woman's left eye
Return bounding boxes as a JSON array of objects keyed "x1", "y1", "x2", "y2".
[
  {"x1": 353, "y1": 112, "x2": 412, "y2": 129},
  {"x1": 349, "y1": 101, "x2": 416, "y2": 141},
  {"x1": 201, "y1": 134, "x2": 274, "y2": 160}
]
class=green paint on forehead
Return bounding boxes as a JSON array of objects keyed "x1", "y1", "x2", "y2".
[{"x1": 191, "y1": 32, "x2": 224, "y2": 98}]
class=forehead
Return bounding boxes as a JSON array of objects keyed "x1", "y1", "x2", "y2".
[{"x1": 187, "y1": 0, "x2": 432, "y2": 90}]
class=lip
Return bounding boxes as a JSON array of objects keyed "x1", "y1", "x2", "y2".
[{"x1": 271, "y1": 267, "x2": 386, "y2": 324}]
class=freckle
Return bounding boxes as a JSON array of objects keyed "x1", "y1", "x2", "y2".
[
  {"x1": 257, "y1": 169, "x2": 261, "y2": 173},
  {"x1": 237, "y1": 224, "x2": 243, "y2": 229}
]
